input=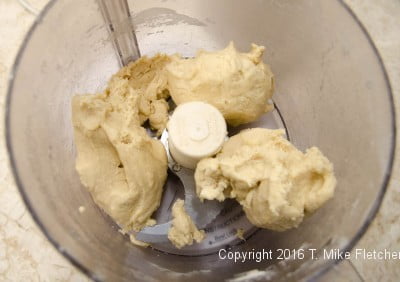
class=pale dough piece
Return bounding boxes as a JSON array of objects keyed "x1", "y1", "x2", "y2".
[
  {"x1": 195, "y1": 128, "x2": 336, "y2": 231},
  {"x1": 129, "y1": 234, "x2": 150, "y2": 248},
  {"x1": 109, "y1": 54, "x2": 172, "y2": 135},
  {"x1": 236, "y1": 228, "x2": 245, "y2": 240},
  {"x1": 168, "y1": 199, "x2": 205, "y2": 248},
  {"x1": 72, "y1": 55, "x2": 169, "y2": 232},
  {"x1": 166, "y1": 42, "x2": 274, "y2": 126}
]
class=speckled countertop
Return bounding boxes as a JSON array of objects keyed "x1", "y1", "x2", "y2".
[{"x1": 0, "y1": 0, "x2": 399, "y2": 281}]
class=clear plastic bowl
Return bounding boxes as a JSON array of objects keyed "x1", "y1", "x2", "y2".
[{"x1": 5, "y1": 0, "x2": 396, "y2": 281}]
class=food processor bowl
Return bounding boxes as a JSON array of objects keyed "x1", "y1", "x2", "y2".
[{"x1": 6, "y1": 0, "x2": 395, "y2": 281}]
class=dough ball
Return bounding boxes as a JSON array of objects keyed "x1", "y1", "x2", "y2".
[
  {"x1": 72, "y1": 55, "x2": 170, "y2": 232},
  {"x1": 195, "y1": 128, "x2": 336, "y2": 231},
  {"x1": 167, "y1": 42, "x2": 274, "y2": 126}
]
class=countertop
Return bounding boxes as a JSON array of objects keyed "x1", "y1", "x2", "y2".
[{"x1": 0, "y1": 0, "x2": 399, "y2": 281}]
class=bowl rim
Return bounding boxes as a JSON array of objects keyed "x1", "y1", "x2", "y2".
[{"x1": 4, "y1": 0, "x2": 397, "y2": 280}]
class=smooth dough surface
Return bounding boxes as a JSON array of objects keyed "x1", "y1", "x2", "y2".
[
  {"x1": 166, "y1": 42, "x2": 274, "y2": 126},
  {"x1": 72, "y1": 55, "x2": 169, "y2": 232},
  {"x1": 168, "y1": 199, "x2": 205, "y2": 248},
  {"x1": 195, "y1": 128, "x2": 336, "y2": 231}
]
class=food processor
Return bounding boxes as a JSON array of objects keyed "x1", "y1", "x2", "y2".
[{"x1": 5, "y1": 0, "x2": 395, "y2": 281}]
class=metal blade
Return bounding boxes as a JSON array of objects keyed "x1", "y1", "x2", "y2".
[{"x1": 135, "y1": 130, "x2": 224, "y2": 244}]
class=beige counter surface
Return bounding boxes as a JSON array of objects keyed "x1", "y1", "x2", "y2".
[{"x1": 0, "y1": 0, "x2": 399, "y2": 281}]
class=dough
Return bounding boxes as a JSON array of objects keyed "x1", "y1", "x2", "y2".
[
  {"x1": 195, "y1": 128, "x2": 336, "y2": 231},
  {"x1": 71, "y1": 44, "x2": 275, "y2": 241},
  {"x1": 111, "y1": 54, "x2": 172, "y2": 135},
  {"x1": 166, "y1": 42, "x2": 274, "y2": 126},
  {"x1": 129, "y1": 234, "x2": 150, "y2": 248},
  {"x1": 72, "y1": 55, "x2": 169, "y2": 232},
  {"x1": 168, "y1": 199, "x2": 205, "y2": 248},
  {"x1": 236, "y1": 228, "x2": 245, "y2": 240}
]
